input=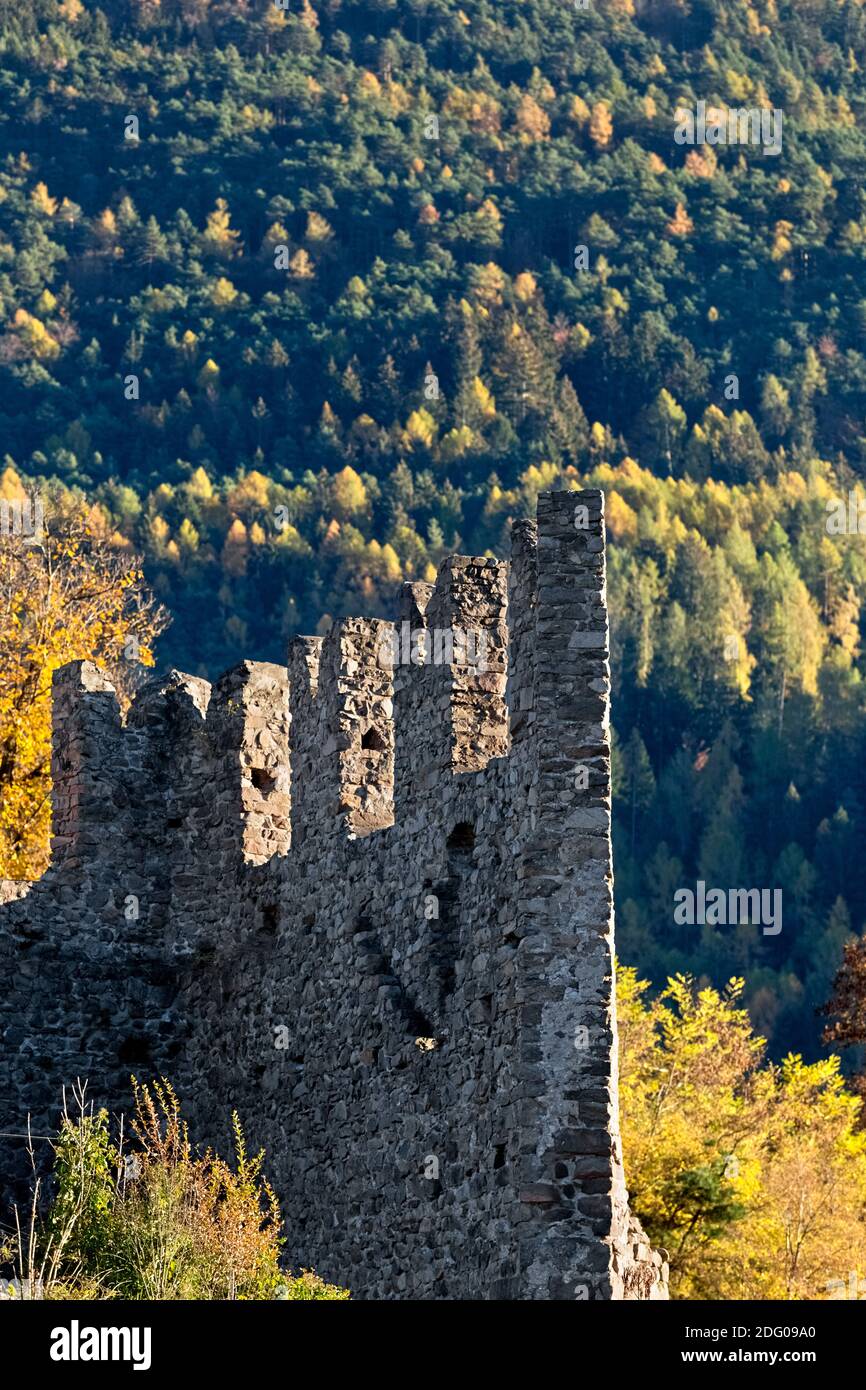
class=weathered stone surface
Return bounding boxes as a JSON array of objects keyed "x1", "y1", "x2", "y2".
[{"x1": 0, "y1": 490, "x2": 666, "y2": 1302}]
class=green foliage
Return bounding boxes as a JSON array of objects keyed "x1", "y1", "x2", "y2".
[
  {"x1": 618, "y1": 965, "x2": 866, "y2": 1300},
  {"x1": 276, "y1": 1271, "x2": 351, "y2": 1301},
  {"x1": 8, "y1": 1079, "x2": 348, "y2": 1302}
]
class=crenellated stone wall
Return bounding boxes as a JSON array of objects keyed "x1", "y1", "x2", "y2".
[{"x1": 0, "y1": 490, "x2": 667, "y2": 1301}]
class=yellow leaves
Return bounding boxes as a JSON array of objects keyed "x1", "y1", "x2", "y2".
[
  {"x1": 606, "y1": 490, "x2": 639, "y2": 541},
  {"x1": 475, "y1": 197, "x2": 501, "y2": 225},
  {"x1": 417, "y1": 203, "x2": 439, "y2": 226},
  {"x1": 30, "y1": 181, "x2": 57, "y2": 215},
  {"x1": 685, "y1": 147, "x2": 717, "y2": 178},
  {"x1": 589, "y1": 101, "x2": 613, "y2": 149},
  {"x1": 202, "y1": 198, "x2": 241, "y2": 260},
  {"x1": 288, "y1": 248, "x2": 315, "y2": 280},
  {"x1": 590, "y1": 420, "x2": 609, "y2": 453},
  {"x1": 197, "y1": 358, "x2": 220, "y2": 389},
  {"x1": 209, "y1": 277, "x2": 238, "y2": 308},
  {"x1": 274, "y1": 522, "x2": 311, "y2": 556},
  {"x1": 305, "y1": 211, "x2": 334, "y2": 245},
  {"x1": 0, "y1": 466, "x2": 28, "y2": 502},
  {"x1": 515, "y1": 93, "x2": 550, "y2": 141},
  {"x1": 725, "y1": 68, "x2": 753, "y2": 103},
  {"x1": 440, "y1": 425, "x2": 474, "y2": 461},
  {"x1": 771, "y1": 219, "x2": 794, "y2": 261},
  {"x1": 221, "y1": 518, "x2": 249, "y2": 577},
  {"x1": 93, "y1": 207, "x2": 117, "y2": 249},
  {"x1": 513, "y1": 271, "x2": 537, "y2": 303},
  {"x1": 261, "y1": 220, "x2": 289, "y2": 255},
  {"x1": 356, "y1": 71, "x2": 382, "y2": 101},
  {"x1": 404, "y1": 408, "x2": 437, "y2": 448},
  {"x1": 471, "y1": 376, "x2": 496, "y2": 417},
  {"x1": 520, "y1": 462, "x2": 560, "y2": 499},
  {"x1": 331, "y1": 465, "x2": 368, "y2": 518},
  {"x1": 148, "y1": 514, "x2": 170, "y2": 552},
  {"x1": 443, "y1": 87, "x2": 501, "y2": 135},
  {"x1": 239, "y1": 104, "x2": 273, "y2": 131},
  {"x1": 380, "y1": 543, "x2": 401, "y2": 581},
  {"x1": 666, "y1": 201, "x2": 694, "y2": 237},
  {"x1": 184, "y1": 466, "x2": 213, "y2": 503},
  {"x1": 12, "y1": 308, "x2": 60, "y2": 361},
  {"x1": 227, "y1": 470, "x2": 271, "y2": 516},
  {"x1": 571, "y1": 321, "x2": 592, "y2": 353},
  {"x1": 469, "y1": 261, "x2": 506, "y2": 306},
  {"x1": 0, "y1": 516, "x2": 167, "y2": 878},
  {"x1": 569, "y1": 95, "x2": 590, "y2": 127},
  {"x1": 383, "y1": 81, "x2": 412, "y2": 117},
  {"x1": 177, "y1": 518, "x2": 199, "y2": 554}
]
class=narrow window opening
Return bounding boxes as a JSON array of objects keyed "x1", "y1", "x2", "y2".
[
  {"x1": 360, "y1": 725, "x2": 386, "y2": 752},
  {"x1": 446, "y1": 821, "x2": 475, "y2": 853}
]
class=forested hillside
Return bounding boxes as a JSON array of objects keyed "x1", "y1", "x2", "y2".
[{"x1": 3, "y1": 0, "x2": 866, "y2": 1059}]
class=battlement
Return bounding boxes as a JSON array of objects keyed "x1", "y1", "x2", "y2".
[
  {"x1": 45, "y1": 492, "x2": 603, "y2": 866},
  {"x1": 0, "y1": 491, "x2": 667, "y2": 1302}
]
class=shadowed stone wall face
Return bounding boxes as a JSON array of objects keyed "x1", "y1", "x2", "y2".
[{"x1": 0, "y1": 491, "x2": 667, "y2": 1301}]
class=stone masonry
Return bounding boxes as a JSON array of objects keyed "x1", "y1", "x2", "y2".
[{"x1": 0, "y1": 490, "x2": 667, "y2": 1300}]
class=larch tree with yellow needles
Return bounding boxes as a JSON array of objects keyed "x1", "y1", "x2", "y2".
[{"x1": 0, "y1": 483, "x2": 167, "y2": 880}]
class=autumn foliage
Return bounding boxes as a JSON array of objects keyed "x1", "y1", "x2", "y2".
[
  {"x1": 0, "y1": 471, "x2": 166, "y2": 879},
  {"x1": 619, "y1": 967, "x2": 866, "y2": 1300}
]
